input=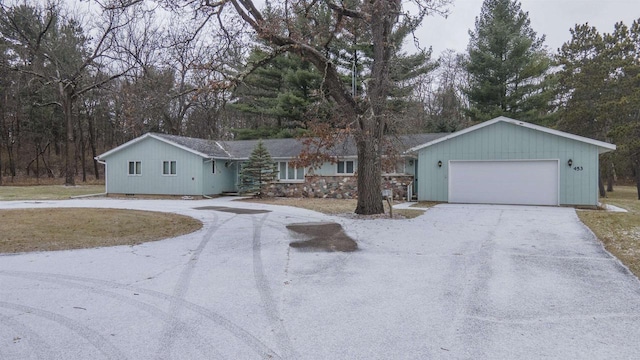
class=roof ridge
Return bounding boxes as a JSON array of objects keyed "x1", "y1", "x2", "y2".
[{"x1": 214, "y1": 141, "x2": 233, "y2": 158}]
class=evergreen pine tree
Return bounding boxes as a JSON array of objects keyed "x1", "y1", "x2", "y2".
[
  {"x1": 239, "y1": 141, "x2": 278, "y2": 197},
  {"x1": 556, "y1": 20, "x2": 640, "y2": 197},
  {"x1": 229, "y1": 49, "x2": 323, "y2": 139},
  {"x1": 465, "y1": 0, "x2": 552, "y2": 122}
]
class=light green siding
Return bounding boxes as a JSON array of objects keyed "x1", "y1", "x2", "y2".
[
  {"x1": 103, "y1": 137, "x2": 204, "y2": 195},
  {"x1": 404, "y1": 159, "x2": 416, "y2": 176},
  {"x1": 202, "y1": 159, "x2": 238, "y2": 195},
  {"x1": 220, "y1": 161, "x2": 239, "y2": 192},
  {"x1": 312, "y1": 159, "x2": 358, "y2": 176},
  {"x1": 417, "y1": 121, "x2": 600, "y2": 206}
]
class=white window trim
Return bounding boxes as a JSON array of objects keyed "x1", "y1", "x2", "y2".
[
  {"x1": 277, "y1": 161, "x2": 305, "y2": 182},
  {"x1": 162, "y1": 160, "x2": 177, "y2": 176},
  {"x1": 336, "y1": 160, "x2": 355, "y2": 175},
  {"x1": 128, "y1": 161, "x2": 141, "y2": 176}
]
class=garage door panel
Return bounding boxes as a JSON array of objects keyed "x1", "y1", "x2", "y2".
[{"x1": 449, "y1": 160, "x2": 559, "y2": 206}]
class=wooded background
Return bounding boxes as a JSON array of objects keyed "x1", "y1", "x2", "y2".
[{"x1": 1, "y1": 0, "x2": 638, "y2": 199}]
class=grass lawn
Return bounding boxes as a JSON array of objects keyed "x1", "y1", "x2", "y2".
[
  {"x1": 0, "y1": 208, "x2": 202, "y2": 253},
  {"x1": 4, "y1": 181, "x2": 638, "y2": 278},
  {"x1": 0, "y1": 184, "x2": 105, "y2": 200},
  {"x1": 578, "y1": 185, "x2": 640, "y2": 278},
  {"x1": 240, "y1": 197, "x2": 429, "y2": 219}
]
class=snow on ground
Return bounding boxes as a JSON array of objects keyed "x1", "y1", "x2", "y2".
[
  {"x1": 598, "y1": 203, "x2": 629, "y2": 213},
  {"x1": 1, "y1": 199, "x2": 639, "y2": 359}
]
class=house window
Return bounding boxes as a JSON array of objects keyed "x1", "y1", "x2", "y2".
[
  {"x1": 337, "y1": 160, "x2": 354, "y2": 174},
  {"x1": 212, "y1": 160, "x2": 216, "y2": 174},
  {"x1": 162, "y1": 161, "x2": 176, "y2": 175},
  {"x1": 278, "y1": 161, "x2": 304, "y2": 181},
  {"x1": 128, "y1": 161, "x2": 141, "y2": 176}
]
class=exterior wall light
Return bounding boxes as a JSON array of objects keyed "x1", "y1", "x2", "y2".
[
  {"x1": 568, "y1": 159, "x2": 573, "y2": 167},
  {"x1": 437, "y1": 160, "x2": 443, "y2": 168}
]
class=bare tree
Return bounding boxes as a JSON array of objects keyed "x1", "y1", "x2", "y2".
[
  {"x1": 178, "y1": 0, "x2": 450, "y2": 214},
  {"x1": 414, "y1": 49, "x2": 470, "y2": 132},
  {"x1": 0, "y1": 0, "x2": 146, "y2": 185}
]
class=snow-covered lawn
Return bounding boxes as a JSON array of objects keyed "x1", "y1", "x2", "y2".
[{"x1": 1, "y1": 199, "x2": 639, "y2": 359}]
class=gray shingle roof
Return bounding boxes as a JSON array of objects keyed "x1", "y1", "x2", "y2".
[
  {"x1": 222, "y1": 138, "x2": 308, "y2": 159},
  {"x1": 152, "y1": 133, "x2": 230, "y2": 158},
  {"x1": 151, "y1": 132, "x2": 448, "y2": 159}
]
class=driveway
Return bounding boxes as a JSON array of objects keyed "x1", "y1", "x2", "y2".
[{"x1": 0, "y1": 199, "x2": 639, "y2": 359}]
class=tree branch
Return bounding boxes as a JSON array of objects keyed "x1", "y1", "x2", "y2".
[
  {"x1": 324, "y1": 0, "x2": 365, "y2": 19},
  {"x1": 75, "y1": 66, "x2": 136, "y2": 97}
]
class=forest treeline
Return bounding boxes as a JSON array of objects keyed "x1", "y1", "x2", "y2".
[{"x1": 1, "y1": 0, "x2": 638, "y2": 197}]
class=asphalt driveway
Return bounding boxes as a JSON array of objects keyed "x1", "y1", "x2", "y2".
[{"x1": 1, "y1": 198, "x2": 639, "y2": 359}]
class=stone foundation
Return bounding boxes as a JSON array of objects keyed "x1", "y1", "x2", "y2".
[
  {"x1": 265, "y1": 175, "x2": 413, "y2": 200},
  {"x1": 382, "y1": 175, "x2": 414, "y2": 200}
]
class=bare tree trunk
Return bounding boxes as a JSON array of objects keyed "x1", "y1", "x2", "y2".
[
  {"x1": 35, "y1": 144, "x2": 40, "y2": 180},
  {"x1": 598, "y1": 176, "x2": 606, "y2": 198},
  {"x1": 7, "y1": 143, "x2": 15, "y2": 178},
  {"x1": 353, "y1": 0, "x2": 398, "y2": 215},
  {"x1": 10, "y1": 101, "x2": 18, "y2": 179},
  {"x1": 634, "y1": 160, "x2": 640, "y2": 200},
  {"x1": 606, "y1": 160, "x2": 614, "y2": 192},
  {"x1": 87, "y1": 114, "x2": 100, "y2": 180},
  {"x1": 26, "y1": 142, "x2": 53, "y2": 179},
  {"x1": 0, "y1": 94, "x2": 4, "y2": 186},
  {"x1": 77, "y1": 113, "x2": 87, "y2": 182},
  {"x1": 63, "y1": 90, "x2": 76, "y2": 186},
  {"x1": 355, "y1": 133, "x2": 384, "y2": 214},
  {"x1": 14, "y1": 103, "x2": 20, "y2": 179}
]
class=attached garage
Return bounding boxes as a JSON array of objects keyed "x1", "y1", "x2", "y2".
[
  {"x1": 448, "y1": 160, "x2": 559, "y2": 206},
  {"x1": 409, "y1": 117, "x2": 616, "y2": 207}
]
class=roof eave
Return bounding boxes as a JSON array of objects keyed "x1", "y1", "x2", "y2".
[
  {"x1": 598, "y1": 145, "x2": 617, "y2": 154},
  {"x1": 96, "y1": 133, "x2": 153, "y2": 160},
  {"x1": 97, "y1": 133, "x2": 213, "y2": 160},
  {"x1": 408, "y1": 116, "x2": 617, "y2": 153}
]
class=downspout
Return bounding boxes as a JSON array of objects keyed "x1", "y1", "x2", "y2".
[{"x1": 97, "y1": 158, "x2": 107, "y2": 195}]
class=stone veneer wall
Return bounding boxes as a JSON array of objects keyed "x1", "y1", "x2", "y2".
[{"x1": 265, "y1": 175, "x2": 413, "y2": 200}]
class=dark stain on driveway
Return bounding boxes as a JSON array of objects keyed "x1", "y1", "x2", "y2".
[{"x1": 287, "y1": 222, "x2": 357, "y2": 252}]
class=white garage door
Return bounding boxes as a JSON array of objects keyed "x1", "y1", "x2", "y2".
[{"x1": 449, "y1": 160, "x2": 559, "y2": 206}]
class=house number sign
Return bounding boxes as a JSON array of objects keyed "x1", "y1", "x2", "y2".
[{"x1": 573, "y1": 166, "x2": 584, "y2": 171}]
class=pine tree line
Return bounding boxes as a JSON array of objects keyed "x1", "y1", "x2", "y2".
[{"x1": 1, "y1": 0, "x2": 639, "y2": 198}]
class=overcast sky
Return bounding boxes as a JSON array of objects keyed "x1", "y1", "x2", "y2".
[{"x1": 416, "y1": 0, "x2": 640, "y2": 57}]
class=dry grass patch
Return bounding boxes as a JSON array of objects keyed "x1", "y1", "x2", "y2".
[
  {"x1": 411, "y1": 201, "x2": 443, "y2": 208},
  {"x1": 244, "y1": 197, "x2": 358, "y2": 214},
  {"x1": 240, "y1": 197, "x2": 425, "y2": 219},
  {"x1": 0, "y1": 176, "x2": 104, "y2": 186},
  {"x1": 0, "y1": 208, "x2": 202, "y2": 253},
  {"x1": 0, "y1": 185, "x2": 105, "y2": 200},
  {"x1": 578, "y1": 185, "x2": 640, "y2": 277}
]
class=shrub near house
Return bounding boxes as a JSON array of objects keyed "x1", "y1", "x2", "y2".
[{"x1": 239, "y1": 141, "x2": 278, "y2": 197}]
